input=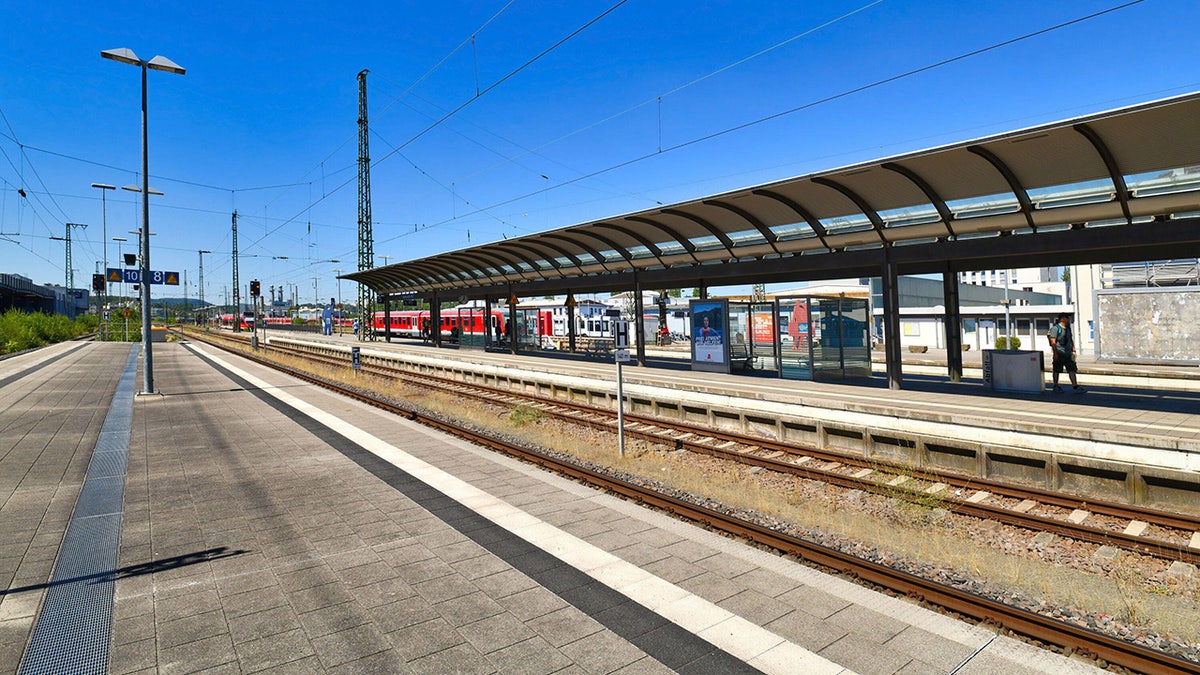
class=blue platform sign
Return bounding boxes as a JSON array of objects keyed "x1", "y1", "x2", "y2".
[{"x1": 108, "y1": 269, "x2": 180, "y2": 285}]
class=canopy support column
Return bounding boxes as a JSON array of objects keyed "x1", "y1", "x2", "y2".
[
  {"x1": 567, "y1": 294, "x2": 577, "y2": 353},
  {"x1": 485, "y1": 297, "x2": 494, "y2": 348},
  {"x1": 942, "y1": 268, "x2": 962, "y2": 382},
  {"x1": 508, "y1": 288, "x2": 518, "y2": 356},
  {"x1": 882, "y1": 253, "x2": 903, "y2": 390},
  {"x1": 383, "y1": 294, "x2": 392, "y2": 342},
  {"x1": 431, "y1": 293, "x2": 441, "y2": 348},
  {"x1": 634, "y1": 275, "x2": 646, "y2": 366}
]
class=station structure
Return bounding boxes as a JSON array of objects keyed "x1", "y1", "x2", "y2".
[{"x1": 344, "y1": 92, "x2": 1200, "y2": 390}]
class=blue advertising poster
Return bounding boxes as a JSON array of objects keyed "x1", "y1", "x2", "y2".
[{"x1": 690, "y1": 299, "x2": 728, "y2": 370}]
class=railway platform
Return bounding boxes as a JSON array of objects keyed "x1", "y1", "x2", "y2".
[
  {"x1": 0, "y1": 339, "x2": 1106, "y2": 674},
  {"x1": 257, "y1": 329, "x2": 1200, "y2": 510}
]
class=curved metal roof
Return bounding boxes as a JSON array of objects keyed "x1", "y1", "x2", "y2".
[{"x1": 345, "y1": 91, "x2": 1200, "y2": 296}]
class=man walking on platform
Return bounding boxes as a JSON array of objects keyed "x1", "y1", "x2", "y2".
[{"x1": 1047, "y1": 313, "x2": 1085, "y2": 393}]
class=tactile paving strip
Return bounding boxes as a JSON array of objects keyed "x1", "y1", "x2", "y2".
[{"x1": 19, "y1": 346, "x2": 138, "y2": 675}]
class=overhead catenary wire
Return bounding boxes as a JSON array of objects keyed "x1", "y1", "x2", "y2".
[
  {"x1": 248, "y1": 0, "x2": 520, "y2": 221},
  {"x1": 375, "y1": 0, "x2": 1149, "y2": 248},
  {"x1": 245, "y1": 0, "x2": 631, "y2": 253},
  {"x1": 360, "y1": 0, "x2": 891, "y2": 231}
]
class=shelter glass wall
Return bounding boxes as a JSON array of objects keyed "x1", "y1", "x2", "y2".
[
  {"x1": 516, "y1": 309, "x2": 541, "y2": 352},
  {"x1": 726, "y1": 302, "x2": 780, "y2": 373},
  {"x1": 456, "y1": 307, "x2": 487, "y2": 349},
  {"x1": 778, "y1": 298, "x2": 813, "y2": 380},
  {"x1": 750, "y1": 303, "x2": 779, "y2": 374},
  {"x1": 811, "y1": 297, "x2": 870, "y2": 380},
  {"x1": 777, "y1": 296, "x2": 869, "y2": 380}
]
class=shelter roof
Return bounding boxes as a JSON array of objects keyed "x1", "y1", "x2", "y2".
[{"x1": 345, "y1": 92, "x2": 1200, "y2": 297}]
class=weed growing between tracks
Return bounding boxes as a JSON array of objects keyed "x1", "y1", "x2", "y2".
[{"x1": 221, "y1": 337, "x2": 1200, "y2": 657}]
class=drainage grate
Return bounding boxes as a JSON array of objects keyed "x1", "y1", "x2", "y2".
[
  {"x1": 70, "y1": 477, "x2": 126, "y2": 519},
  {"x1": 19, "y1": 346, "x2": 138, "y2": 675},
  {"x1": 85, "y1": 451, "x2": 127, "y2": 480}
]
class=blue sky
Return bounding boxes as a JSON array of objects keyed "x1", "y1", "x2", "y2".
[{"x1": 2, "y1": 0, "x2": 1197, "y2": 304}]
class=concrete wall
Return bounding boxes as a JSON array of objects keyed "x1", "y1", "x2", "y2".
[{"x1": 1097, "y1": 287, "x2": 1200, "y2": 363}]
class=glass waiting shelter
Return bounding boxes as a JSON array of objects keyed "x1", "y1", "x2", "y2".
[
  {"x1": 689, "y1": 297, "x2": 869, "y2": 381},
  {"x1": 777, "y1": 295, "x2": 871, "y2": 381}
]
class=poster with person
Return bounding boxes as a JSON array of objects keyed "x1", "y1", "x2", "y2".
[{"x1": 690, "y1": 299, "x2": 728, "y2": 371}]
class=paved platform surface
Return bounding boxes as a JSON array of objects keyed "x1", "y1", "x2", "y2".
[{"x1": 2, "y1": 340, "x2": 1108, "y2": 674}]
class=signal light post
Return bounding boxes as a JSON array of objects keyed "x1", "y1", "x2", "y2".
[{"x1": 250, "y1": 279, "x2": 261, "y2": 349}]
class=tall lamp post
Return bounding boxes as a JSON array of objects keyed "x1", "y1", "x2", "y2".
[
  {"x1": 112, "y1": 236, "x2": 127, "y2": 305},
  {"x1": 332, "y1": 268, "x2": 344, "y2": 334},
  {"x1": 91, "y1": 183, "x2": 116, "y2": 273},
  {"x1": 198, "y1": 250, "x2": 211, "y2": 324},
  {"x1": 102, "y1": 47, "x2": 185, "y2": 395},
  {"x1": 92, "y1": 183, "x2": 115, "y2": 336}
]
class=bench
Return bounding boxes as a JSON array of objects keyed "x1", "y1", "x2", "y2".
[{"x1": 582, "y1": 338, "x2": 614, "y2": 359}]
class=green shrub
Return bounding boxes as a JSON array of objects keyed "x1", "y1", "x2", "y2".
[
  {"x1": 0, "y1": 309, "x2": 97, "y2": 354},
  {"x1": 993, "y1": 336, "x2": 1022, "y2": 350}
]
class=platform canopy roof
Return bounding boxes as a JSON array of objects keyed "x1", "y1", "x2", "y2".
[{"x1": 344, "y1": 91, "x2": 1200, "y2": 299}]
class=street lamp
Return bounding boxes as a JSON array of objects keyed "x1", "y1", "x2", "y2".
[
  {"x1": 103, "y1": 46, "x2": 185, "y2": 395},
  {"x1": 332, "y1": 268, "x2": 344, "y2": 334},
  {"x1": 112, "y1": 237, "x2": 127, "y2": 281},
  {"x1": 93, "y1": 183, "x2": 116, "y2": 338},
  {"x1": 91, "y1": 183, "x2": 115, "y2": 273},
  {"x1": 198, "y1": 250, "x2": 211, "y2": 322}
]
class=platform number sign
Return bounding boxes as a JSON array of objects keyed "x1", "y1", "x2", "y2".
[
  {"x1": 110, "y1": 269, "x2": 179, "y2": 285},
  {"x1": 611, "y1": 320, "x2": 630, "y2": 349}
]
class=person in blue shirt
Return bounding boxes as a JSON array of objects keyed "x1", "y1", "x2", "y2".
[{"x1": 322, "y1": 298, "x2": 334, "y2": 335}]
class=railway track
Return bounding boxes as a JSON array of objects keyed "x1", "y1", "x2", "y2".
[
  {"x1": 182, "y1": 328, "x2": 1200, "y2": 674},
  {"x1": 229, "y1": 330, "x2": 1200, "y2": 566}
]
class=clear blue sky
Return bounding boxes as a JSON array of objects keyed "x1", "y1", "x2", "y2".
[{"x1": 2, "y1": 0, "x2": 1197, "y2": 304}]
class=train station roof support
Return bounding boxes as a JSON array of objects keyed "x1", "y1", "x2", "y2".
[{"x1": 343, "y1": 92, "x2": 1200, "y2": 300}]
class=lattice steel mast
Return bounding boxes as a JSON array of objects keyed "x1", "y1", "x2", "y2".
[
  {"x1": 356, "y1": 69, "x2": 375, "y2": 340},
  {"x1": 231, "y1": 210, "x2": 241, "y2": 331}
]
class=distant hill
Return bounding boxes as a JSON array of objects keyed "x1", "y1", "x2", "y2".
[{"x1": 109, "y1": 296, "x2": 211, "y2": 308}]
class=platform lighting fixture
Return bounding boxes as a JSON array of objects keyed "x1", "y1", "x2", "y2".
[
  {"x1": 103, "y1": 46, "x2": 185, "y2": 395},
  {"x1": 122, "y1": 184, "x2": 164, "y2": 195}
]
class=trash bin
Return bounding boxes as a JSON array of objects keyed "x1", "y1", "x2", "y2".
[{"x1": 982, "y1": 349, "x2": 1044, "y2": 393}]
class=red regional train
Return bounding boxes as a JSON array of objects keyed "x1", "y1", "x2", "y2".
[
  {"x1": 372, "y1": 309, "x2": 507, "y2": 340},
  {"x1": 371, "y1": 303, "x2": 612, "y2": 346}
]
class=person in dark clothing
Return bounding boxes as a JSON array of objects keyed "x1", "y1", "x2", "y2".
[{"x1": 1047, "y1": 313, "x2": 1084, "y2": 393}]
